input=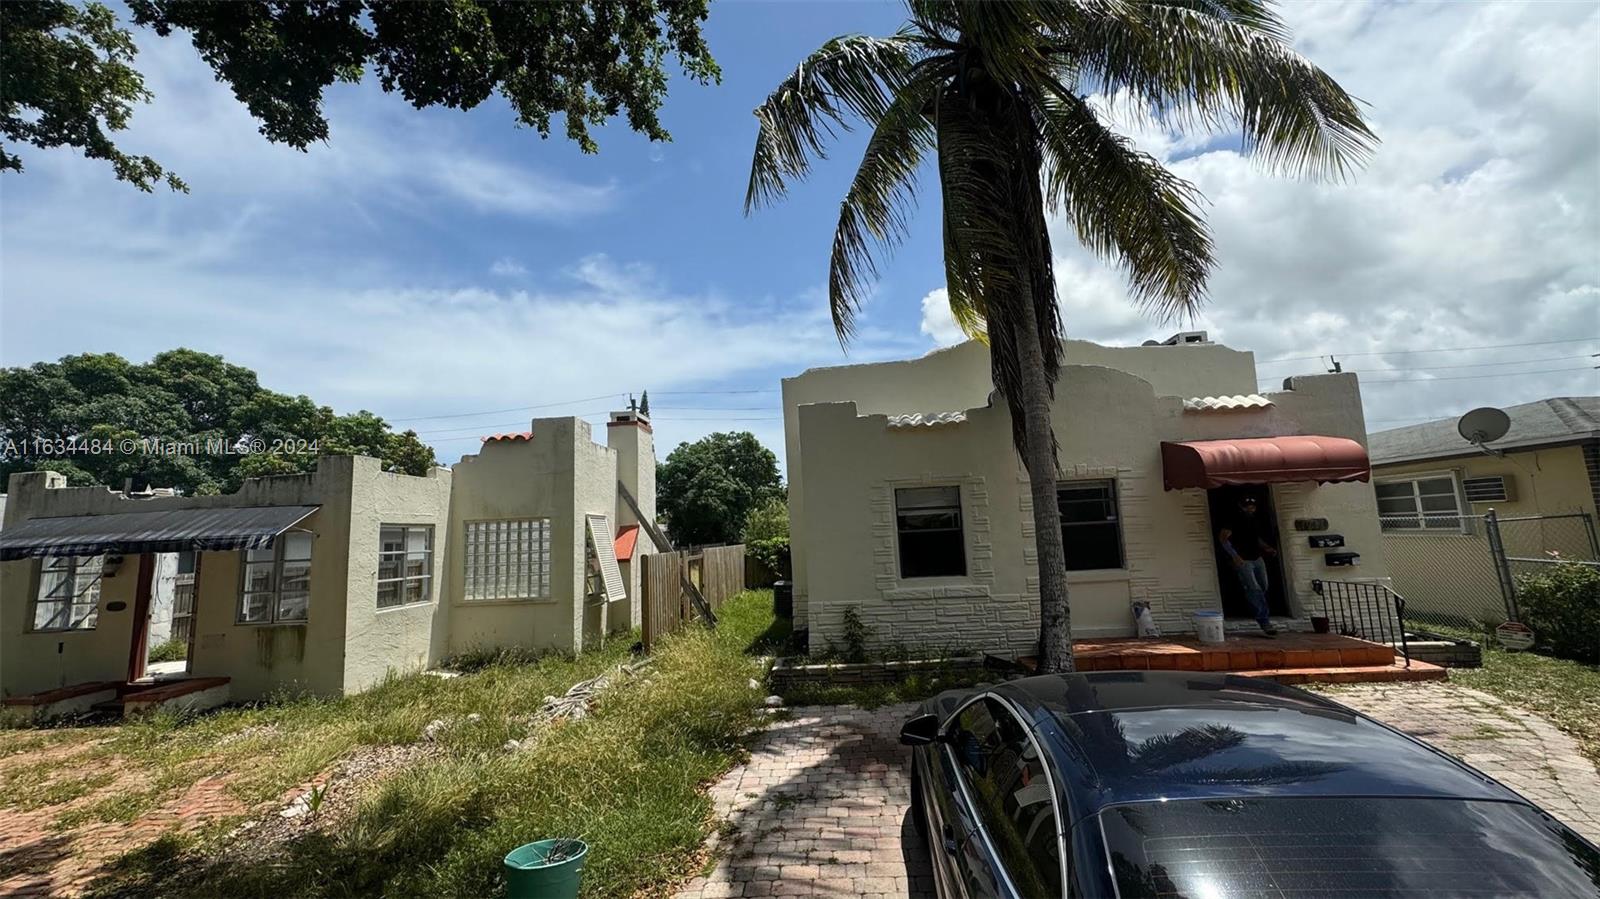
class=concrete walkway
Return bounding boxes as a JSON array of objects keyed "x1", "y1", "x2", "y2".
[{"x1": 676, "y1": 682, "x2": 1600, "y2": 898}]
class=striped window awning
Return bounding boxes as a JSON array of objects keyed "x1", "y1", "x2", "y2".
[{"x1": 0, "y1": 506, "x2": 319, "y2": 561}]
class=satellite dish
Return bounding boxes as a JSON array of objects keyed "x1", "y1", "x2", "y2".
[{"x1": 1458, "y1": 406, "x2": 1511, "y2": 445}]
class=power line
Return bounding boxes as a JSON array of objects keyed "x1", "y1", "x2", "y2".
[
  {"x1": 1356, "y1": 366, "x2": 1595, "y2": 385},
  {"x1": 1256, "y1": 336, "x2": 1599, "y2": 367},
  {"x1": 390, "y1": 393, "x2": 625, "y2": 424},
  {"x1": 1336, "y1": 353, "x2": 1592, "y2": 374}
]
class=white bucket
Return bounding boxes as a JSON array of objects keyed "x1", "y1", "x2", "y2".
[{"x1": 1193, "y1": 610, "x2": 1226, "y2": 644}]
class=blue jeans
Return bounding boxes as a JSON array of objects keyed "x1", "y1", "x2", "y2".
[{"x1": 1234, "y1": 558, "x2": 1271, "y2": 626}]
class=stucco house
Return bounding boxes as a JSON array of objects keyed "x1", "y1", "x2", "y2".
[
  {"x1": 1367, "y1": 396, "x2": 1600, "y2": 625},
  {"x1": 0, "y1": 408, "x2": 655, "y2": 712},
  {"x1": 783, "y1": 335, "x2": 1389, "y2": 655}
]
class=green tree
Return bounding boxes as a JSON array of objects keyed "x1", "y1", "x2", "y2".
[
  {"x1": 747, "y1": 1, "x2": 1374, "y2": 671},
  {"x1": 3, "y1": 0, "x2": 719, "y2": 191},
  {"x1": 0, "y1": 349, "x2": 437, "y2": 495},
  {"x1": 657, "y1": 432, "x2": 781, "y2": 547},
  {"x1": 742, "y1": 495, "x2": 789, "y2": 543}
]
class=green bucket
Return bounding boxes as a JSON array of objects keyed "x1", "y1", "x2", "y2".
[{"x1": 503, "y1": 839, "x2": 588, "y2": 899}]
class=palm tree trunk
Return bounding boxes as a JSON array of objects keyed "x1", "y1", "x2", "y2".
[{"x1": 1011, "y1": 290, "x2": 1075, "y2": 674}]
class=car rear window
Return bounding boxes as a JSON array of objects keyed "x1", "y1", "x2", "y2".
[{"x1": 1099, "y1": 797, "x2": 1600, "y2": 898}]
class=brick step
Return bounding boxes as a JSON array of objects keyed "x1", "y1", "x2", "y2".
[
  {"x1": 1238, "y1": 659, "x2": 1447, "y2": 686},
  {"x1": 1071, "y1": 634, "x2": 1394, "y2": 673}
]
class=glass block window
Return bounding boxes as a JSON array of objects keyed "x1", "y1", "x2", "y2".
[{"x1": 464, "y1": 519, "x2": 552, "y2": 600}]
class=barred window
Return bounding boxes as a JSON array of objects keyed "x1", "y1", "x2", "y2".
[
  {"x1": 239, "y1": 532, "x2": 312, "y2": 624},
  {"x1": 378, "y1": 525, "x2": 433, "y2": 609},
  {"x1": 32, "y1": 556, "x2": 104, "y2": 631},
  {"x1": 464, "y1": 519, "x2": 552, "y2": 601}
]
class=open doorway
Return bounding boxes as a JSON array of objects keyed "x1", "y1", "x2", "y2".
[
  {"x1": 1207, "y1": 485, "x2": 1291, "y2": 620},
  {"x1": 139, "y1": 551, "x2": 195, "y2": 680}
]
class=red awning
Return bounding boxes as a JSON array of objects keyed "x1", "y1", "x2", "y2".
[
  {"x1": 1161, "y1": 436, "x2": 1371, "y2": 490},
  {"x1": 614, "y1": 524, "x2": 640, "y2": 562}
]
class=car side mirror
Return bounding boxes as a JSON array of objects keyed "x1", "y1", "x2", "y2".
[{"x1": 900, "y1": 713, "x2": 941, "y2": 746}]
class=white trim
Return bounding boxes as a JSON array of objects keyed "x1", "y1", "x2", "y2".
[{"x1": 1375, "y1": 469, "x2": 1468, "y2": 535}]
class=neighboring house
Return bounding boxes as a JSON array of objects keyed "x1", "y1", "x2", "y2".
[
  {"x1": 783, "y1": 335, "x2": 1388, "y2": 654},
  {"x1": 0, "y1": 408, "x2": 655, "y2": 705},
  {"x1": 1369, "y1": 397, "x2": 1600, "y2": 521},
  {"x1": 1367, "y1": 396, "x2": 1600, "y2": 625}
]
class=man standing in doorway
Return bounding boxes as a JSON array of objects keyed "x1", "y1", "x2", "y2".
[{"x1": 1218, "y1": 495, "x2": 1279, "y2": 636}]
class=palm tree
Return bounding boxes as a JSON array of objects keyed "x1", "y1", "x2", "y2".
[{"x1": 747, "y1": 0, "x2": 1374, "y2": 672}]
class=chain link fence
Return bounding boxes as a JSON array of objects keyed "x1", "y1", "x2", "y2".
[{"x1": 1380, "y1": 511, "x2": 1599, "y2": 633}]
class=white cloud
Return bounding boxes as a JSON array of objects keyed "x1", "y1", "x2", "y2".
[
  {"x1": 1014, "y1": 0, "x2": 1600, "y2": 429},
  {"x1": 490, "y1": 257, "x2": 529, "y2": 277},
  {"x1": 919, "y1": 288, "x2": 963, "y2": 347}
]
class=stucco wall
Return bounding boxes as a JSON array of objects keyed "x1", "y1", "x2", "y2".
[
  {"x1": 572, "y1": 424, "x2": 622, "y2": 647},
  {"x1": 783, "y1": 339, "x2": 1259, "y2": 623},
  {"x1": 339, "y1": 456, "x2": 454, "y2": 694},
  {"x1": 607, "y1": 419, "x2": 655, "y2": 626},
  {"x1": 445, "y1": 422, "x2": 582, "y2": 657},
  {"x1": 794, "y1": 362, "x2": 1386, "y2": 654}
]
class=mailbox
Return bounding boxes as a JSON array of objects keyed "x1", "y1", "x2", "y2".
[
  {"x1": 1308, "y1": 534, "x2": 1345, "y2": 548},
  {"x1": 1325, "y1": 551, "x2": 1361, "y2": 567}
]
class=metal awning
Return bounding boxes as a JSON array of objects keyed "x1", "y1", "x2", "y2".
[
  {"x1": 1161, "y1": 436, "x2": 1370, "y2": 490},
  {"x1": 0, "y1": 506, "x2": 319, "y2": 561}
]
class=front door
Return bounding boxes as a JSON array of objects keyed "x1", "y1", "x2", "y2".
[{"x1": 1207, "y1": 486, "x2": 1290, "y2": 619}]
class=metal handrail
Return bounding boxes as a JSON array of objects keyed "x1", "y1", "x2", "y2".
[{"x1": 1311, "y1": 579, "x2": 1410, "y2": 668}]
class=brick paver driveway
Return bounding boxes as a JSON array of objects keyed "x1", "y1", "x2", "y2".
[{"x1": 677, "y1": 682, "x2": 1600, "y2": 898}]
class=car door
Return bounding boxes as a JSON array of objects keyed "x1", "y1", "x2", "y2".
[{"x1": 942, "y1": 697, "x2": 1068, "y2": 898}]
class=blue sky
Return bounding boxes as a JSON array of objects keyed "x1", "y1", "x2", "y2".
[{"x1": 2, "y1": 0, "x2": 1596, "y2": 470}]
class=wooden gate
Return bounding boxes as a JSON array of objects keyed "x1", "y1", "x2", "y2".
[{"x1": 641, "y1": 544, "x2": 746, "y2": 650}]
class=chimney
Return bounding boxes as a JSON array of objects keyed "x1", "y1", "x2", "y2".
[{"x1": 607, "y1": 408, "x2": 655, "y2": 527}]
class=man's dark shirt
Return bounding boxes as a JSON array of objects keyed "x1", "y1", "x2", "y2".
[{"x1": 1224, "y1": 512, "x2": 1269, "y2": 561}]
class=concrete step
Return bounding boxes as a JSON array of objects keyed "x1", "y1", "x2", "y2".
[{"x1": 1239, "y1": 658, "x2": 1448, "y2": 686}]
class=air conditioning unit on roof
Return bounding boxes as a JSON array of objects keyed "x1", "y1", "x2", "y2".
[{"x1": 1160, "y1": 330, "x2": 1211, "y2": 346}]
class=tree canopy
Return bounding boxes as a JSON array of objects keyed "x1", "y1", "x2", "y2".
[
  {"x1": 2, "y1": 0, "x2": 719, "y2": 191},
  {"x1": 0, "y1": 348, "x2": 436, "y2": 495},
  {"x1": 657, "y1": 432, "x2": 782, "y2": 547}
]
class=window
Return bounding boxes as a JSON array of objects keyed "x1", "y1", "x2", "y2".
[
  {"x1": 32, "y1": 556, "x2": 104, "y2": 631},
  {"x1": 464, "y1": 519, "x2": 551, "y2": 600},
  {"x1": 1462, "y1": 475, "x2": 1511, "y2": 503},
  {"x1": 239, "y1": 532, "x2": 313, "y2": 624},
  {"x1": 948, "y1": 699, "x2": 1064, "y2": 897},
  {"x1": 895, "y1": 486, "x2": 967, "y2": 578},
  {"x1": 378, "y1": 525, "x2": 433, "y2": 608},
  {"x1": 1058, "y1": 480, "x2": 1124, "y2": 571},
  {"x1": 1376, "y1": 476, "x2": 1463, "y2": 531}
]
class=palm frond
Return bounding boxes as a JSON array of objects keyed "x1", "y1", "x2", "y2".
[
  {"x1": 1069, "y1": 1, "x2": 1376, "y2": 179},
  {"x1": 1036, "y1": 87, "x2": 1214, "y2": 320},
  {"x1": 828, "y1": 68, "x2": 943, "y2": 341},
  {"x1": 745, "y1": 34, "x2": 919, "y2": 212}
]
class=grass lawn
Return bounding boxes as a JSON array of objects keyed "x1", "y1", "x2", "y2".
[
  {"x1": 3, "y1": 590, "x2": 779, "y2": 898},
  {"x1": 1446, "y1": 642, "x2": 1600, "y2": 768}
]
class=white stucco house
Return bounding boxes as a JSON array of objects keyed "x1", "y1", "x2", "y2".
[
  {"x1": 0, "y1": 408, "x2": 656, "y2": 712},
  {"x1": 783, "y1": 335, "x2": 1389, "y2": 655}
]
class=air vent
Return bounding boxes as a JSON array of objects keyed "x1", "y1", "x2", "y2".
[{"x1": 1462, "y1": 475, "x2": 1512, "y2": 503}]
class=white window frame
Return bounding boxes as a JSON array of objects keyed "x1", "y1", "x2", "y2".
[
  {"x1": 30, "y1": 555, "x2": 104, "y2": 632},
  {"x1": 377, "y1": 524, "x2": 434, "y2": 609},
  {"x1": 1375, "y1": 471, "x2": 1467, "y2": 534},
  {"x1": 237, "y1": 532, "x2": 313, "y2": 625},
  {"x1": 463, "y1": 518, "x2": 552, "y2": 601}
]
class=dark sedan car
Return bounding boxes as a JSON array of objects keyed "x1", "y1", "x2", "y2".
[{"x1": 902, "y1": 671, "x2": 1600, "y2": 898}]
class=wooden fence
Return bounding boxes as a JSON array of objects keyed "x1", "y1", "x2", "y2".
[{"x1": 642, "y1": 543, "x2": 746, "y2": 651}]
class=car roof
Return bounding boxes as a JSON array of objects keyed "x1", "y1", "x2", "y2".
[{"x1": 987, "y1": 672, "x2": 1520, "y2": 816}]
